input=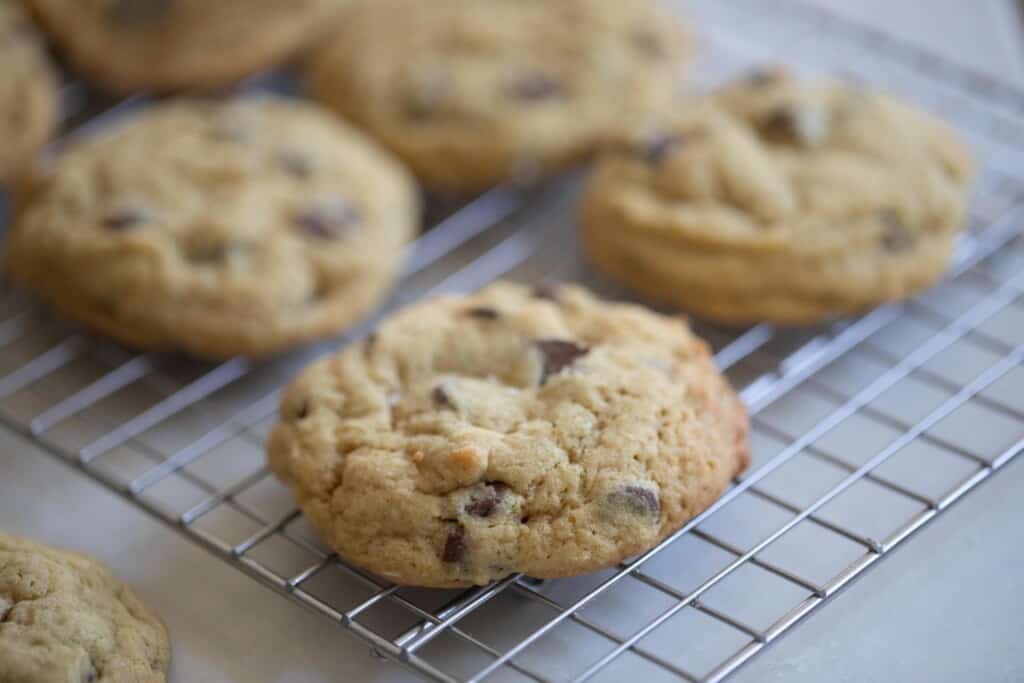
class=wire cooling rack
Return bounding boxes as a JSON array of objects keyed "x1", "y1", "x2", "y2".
[{"x1": 2, "y1": 1, "x2": 1023, "y2": 681}]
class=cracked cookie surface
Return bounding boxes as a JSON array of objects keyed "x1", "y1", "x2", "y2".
[
  {"x1": 5, "y1": 96, "x2": 418, "y2": 358},
  {"x1": 27, "y1": 0, "x2": 349, "y2": 94},
  {"x1": 0, "y1": 0, "x2": 59, "y2": 183},
  {"x1": 580, "y1": 69, "x2": 974, "y2": 325},
  {"x1": 306, "y1": 0, "x2": 691, "y2": 192},
  {"x1": 268, "y1": 282, "x2": 749, "y2": 587},
  {"x1": 0, "y1": 533, "x2": 170, "y2": 683}
]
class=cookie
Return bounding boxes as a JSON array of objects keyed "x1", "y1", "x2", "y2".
[
  {"x1": 5, "y1": 96, "x2": 418, "y2": 359},
  {"x1": 0, "y1": 533, "x2": 171, "y2": 683},
  {"x1": 27, "y1": 0, "x2": 348, "y2": 94},
  {"x1": 268, "y1": 282, "x2": 749, "y2": 587},
  {"x1": 580, "y1": 68, "x2": 974, "y2": 325},
  {"x1": 0, "y1": 0, "x2": 59, "y2": 183},
  {"x1": 305, "y1": 0, "x2": 691, "y2": 193}
]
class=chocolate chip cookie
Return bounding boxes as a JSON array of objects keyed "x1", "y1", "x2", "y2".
[
  {"x1": 5, "y1": 96, "x2": 418, "y2": 358},
  {"x1": 268, "y1": 282, "x2": 749, "y2": 587},
  {"x1": 581, "y1": 68, "x2": 974, "y2": 325},
  {"x1": 27, "y1": 0, "x2": 348, "y2": 94},
  {"x1": 0, "y1": 533, "x2": 171, "y2": 683},
  {"x1": 0, "y1": 0, "x2": 59, "y2": 183},
  {"x1": 305, "y1": 0, "x2": 691, "y2": 192}
]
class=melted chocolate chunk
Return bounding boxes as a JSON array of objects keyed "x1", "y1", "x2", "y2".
[
  {"x1": 102, "y1": 207, "x2": 147, "y2": 231},
  {"x1": 880, "y1": 209, "x2": 914, "y2": 252},
  {"x1": 535, "y1": 339, "x2": 590, "y2": 385},
  {"x1": 432, "y1": 384, "x2": 453, "y2": 408},
  {"x1": 107, "y1": 0, "x2": 172, "y2": 26},
  {"x1": 608, "y1": 485, "x2": 660, "y2": 518},
  {"x1": 465, "y1": 306, "x2": 500, "y2": 320},
  {"x1": 442, "y1": 524, "x2": 467, "y2": 563},
  {"x1": 276, "y1": 150, "x2": 311, "y2": 179},
  {"x1": 510, "y1": 73, "x2": 565, "y2": 102},
  {"x1": 295, "y1": 198, "x2": 361, "y2": 240},
  {"x1": 759, "y1": 104, "x2": 829, "y2": 146},
  {"x1": 464, "y1": 482, "x2": 510, "y2": 518}
]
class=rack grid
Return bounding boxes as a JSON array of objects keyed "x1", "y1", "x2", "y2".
[{"x1": 1, "y1": 1, "x2": 1023, "y2": 681}]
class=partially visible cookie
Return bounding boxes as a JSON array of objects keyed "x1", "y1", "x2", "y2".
[
  {"x1": 27, "y1": 0, "x2": 348, "y2": 94},
  {"x1": 306, "y1": 0, "x2": 691, "y2": 192},
  {"x1": 580, "y1": 68, "x2": 974, "y2": 325},
  {"x1": 268, "y1": 282, "x2": 749, "y2": 587},
  {"x1": 0, "y1": 0, "x2": 59, "y2": 183},
  {"x1": 0, "y1": 533, "x2": 171, "y2": 683},
  {"x1": 6, "y1": 96, "x2": 418, "y2": 359}
]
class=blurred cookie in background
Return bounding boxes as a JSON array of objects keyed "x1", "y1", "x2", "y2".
[
  {"x1": 306, "y1": 0, "x2": 692, "y2": 193},
  {"x1": 26, "y1": 0, "x2": 350, "y2": 94},
  {"x1": 580, "y1": 68, "x2": 974, "y2": 325},
  {"x1": 0, "y1": 0, "x2": 59, "y2": 183},
  {"x1": 0, "y1": 533, "x2": 171, "y2": 683},
  {"x1": 5, "y1": 96, "x2": 419, "y2": 358}
]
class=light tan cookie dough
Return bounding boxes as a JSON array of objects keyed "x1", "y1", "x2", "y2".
[
  {"x1": 306, "y1": 0, "x2": 691, "y2": 193},
  {"x1": 0, "y1": 0, "x2": 59, "y2": 183},
  {"x1": 5, "y1": 96, "x2": 418, "y2": 359},
  {"x1": 268, "y1": 282, "x2": 749, "y2": 587},
  {"x1": 27, "y1": 0, "x2": 349, "y2": 94},
  {"x1": 580, "y1": 68, "x2": 974, "y2": 325},
  {"x1": 0, "y1": 533, "x2": 170, "y2": 683}
]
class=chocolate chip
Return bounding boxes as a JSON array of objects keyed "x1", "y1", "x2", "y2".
[
  {"x1": 102, "y1": 207, "x2": 147, "y2": 231},
  {"x1": 295, "y1": 198, "x2": 361, "y2": 240},
  {"x1": 535, "y1": 339, "x2": 590, "y2": 385},
  {"x1": 465, "y1": 306, "x2": 500, "y2": 320},
  {"x1": 640, "y1": 134, "x2": 686, "y2": 164},
  {"x1": 632, "y1": 29, "x2": 666, "y2": 59},
  {"x1": 759, "y1": 104, "x2": 830, "y2": 146},
  {"x1": 880, "y1": 209, "x2": 914, "y2": 252},
  {"x1": 510, "y1": 73, "x2": 565, "y2": 102},
  {"x1": 432, "y1": 384, "x2": 453, "y2": 408},
  {"x1": 464, "y1": 482, "x2": 510, "y2": 518},
  {"x1": 288, "y1": 399, "x2": 309, "y2": 421},
  {"x1": 276, "y1": 150, "x2": 311, "y2": 179},
  {"x1": 442, "y1": 524, "x2": 466, "y2": 563},
  {"x1": 107, "y1": 0, "x2": 171, "y2": 26},
  {"x1": 607, "y1": 485, "x2": 660, "y2": 518},
  {"x1": 532, "y1": 282, "x2": 562, "y2": 301}
]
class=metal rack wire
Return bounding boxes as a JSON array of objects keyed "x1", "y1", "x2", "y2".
[{"x1": 1, "y1": 1, "x2": 1022, "y2": 681}]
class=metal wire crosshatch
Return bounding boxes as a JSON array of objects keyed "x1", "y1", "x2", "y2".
[{"x1": 1, "y1": 1, "x2": 1023, "y2": 681}]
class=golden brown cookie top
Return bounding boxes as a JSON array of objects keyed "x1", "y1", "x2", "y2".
[
  {"x1": 0, "y1": 0, "x2": 59, "y2": 181},
  {"x1": 590, "y1": 68, "x2": 973, "y2": 256},
  {"x1": 6, "y1": 96, "x2": 418, "y2": 358},
  {"x1": 307, "y1": 0, "x2": 692, "y2": 191},
  {"x1": 27, "y1": 0, "x2": 349, "y2": 93},
  {"x1": 269, "y1": 282, "x2": 748, "y2": 586}
]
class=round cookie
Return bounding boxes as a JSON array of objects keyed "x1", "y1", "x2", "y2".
[
  {"x1": 0, "y1": 0, "x2": 59, "y2": 183},
  {"x1": 305, "y1": 0, "x2": 691, "y2": 193},
  {"x1": 268, "y1": 282, "x2": 749, "y2": 587},
  {"x1": 5, "y1": 96, "x2": 418, "y2": 359},
  {"x1": 580, "y1": 68, "x2": 974, "y2": 325},
  {"x1": 0, "y1": 533, "x2": 170, "y2": 683},
  {"x1": 27, "y1": 0, "x2": 348, "y2": 94}
]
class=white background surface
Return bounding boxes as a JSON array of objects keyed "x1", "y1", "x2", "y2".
[{"x1": 3, "y1": 2, "x2": 1024, "y2": 682}]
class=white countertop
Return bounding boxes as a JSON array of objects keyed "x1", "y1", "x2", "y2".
[{"x1": 3, "y1": 2, "x2": 1024, "y2": 682}]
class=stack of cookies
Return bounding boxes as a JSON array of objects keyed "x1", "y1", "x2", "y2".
[{"x1": 1, "y1": 0, "x2": 975, "y2": 676}]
